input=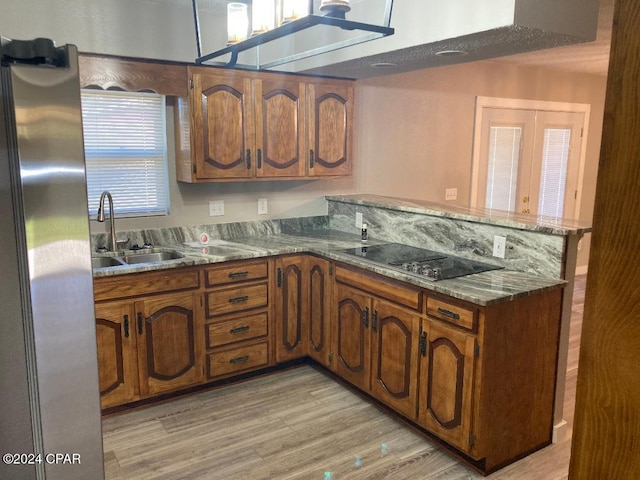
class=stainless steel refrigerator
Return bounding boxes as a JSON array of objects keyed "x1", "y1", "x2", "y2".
[{"x1": 0, "y1": 37, "x2": 104, "y2": 479}]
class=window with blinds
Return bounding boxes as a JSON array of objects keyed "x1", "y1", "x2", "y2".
[
  {"x1": 538, "y1": 128, "x2": 571, "y2": 218},
  {"x1": 486, "y1": 126, "x2": 522, "y2": 212},
  {"x1": 81, "y1": 89, "x2": 169, "y2": 217}
]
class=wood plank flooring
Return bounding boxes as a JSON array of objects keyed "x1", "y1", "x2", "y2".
[{"x1": 102, "y1": 276, "x2": 587, "y2": 480}]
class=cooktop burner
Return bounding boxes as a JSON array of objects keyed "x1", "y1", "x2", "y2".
[{"x1": 341, "y1": 243, "x2": 503, "y2": 281}]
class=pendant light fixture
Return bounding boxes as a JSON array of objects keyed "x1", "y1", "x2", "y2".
[
  {"x1": 319, "y1": 0, "x2": 351, "y2": 19},
  {"x1": 193, "y1": 0, "x2": 395, "y2": 70},
  {"x1": 227, "y1": 2, "x2": 249, "y2": 45},
  {"x1": 251, "y1": 0, "x2": 276, "y2": 35},
  {"x1": 281, "y1": 0, "x2": 309, "y2": 23}
]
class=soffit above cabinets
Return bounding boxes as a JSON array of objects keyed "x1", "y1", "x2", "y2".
[{"x1": 292, "y1": 0, "x2": 601, "y2": 79}]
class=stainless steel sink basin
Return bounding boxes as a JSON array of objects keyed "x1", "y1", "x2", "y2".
[
  {"x1": 91, "y1": 256, "x2": 126, "y2": 268},
  {"x1": 120, "y1": 251, "x2": 184, "y2": 264},
  {"x1": 92, "y1": 250, "x2": 184, "y2": 269}
]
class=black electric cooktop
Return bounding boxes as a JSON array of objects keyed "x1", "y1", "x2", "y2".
[{"x1": 341, "y1": 243, "x2": 503, "y2": 281}]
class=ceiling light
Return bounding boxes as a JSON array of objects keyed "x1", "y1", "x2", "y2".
[
  {"x1": 252, "y1": 0, "x2": 276, "y2": 35},
  {"x1": 193, "y1": 0, "x2": 395, "y2": 70},
  {"x1": 227, "y1": 2, "x2": 249, "y2": 45},
  {"x1": 435, "y1": 50, "x2": 469, "y2": 57},
  {"x1": 370, "y1": 62, "x2": 398, "y2": 68}
]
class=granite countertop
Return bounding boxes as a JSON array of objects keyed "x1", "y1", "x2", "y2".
[
  {"x1": 327, "y1": 194, "x2": 592, "y2": 236},
  {"x1": 92, "y1": 230, "x2": 565, "y2": 307}
]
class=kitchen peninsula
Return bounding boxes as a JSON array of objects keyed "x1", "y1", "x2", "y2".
[{"x1": 92, "y1": 194, "x2": 590, "y2": 474}]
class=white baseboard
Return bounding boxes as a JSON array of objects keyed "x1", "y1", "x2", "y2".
[
  {"x1": 575, "y1": 265, "x2": 589, "y2": 276},
  {"x1": 553, "y1": 420, "x2": 569, "y2": 443}
]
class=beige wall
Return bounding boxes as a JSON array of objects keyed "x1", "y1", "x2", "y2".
[{"x1": 354, "y1": 60, "x2": 607, "y2": 268}]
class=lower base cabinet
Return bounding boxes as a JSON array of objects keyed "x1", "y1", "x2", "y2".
[
  {"x1": 94, "y1": 255, "x2": 562, "y2": 474},
  {"x1": 94, "y1": 287, "x2": 204, "y2": 409}
]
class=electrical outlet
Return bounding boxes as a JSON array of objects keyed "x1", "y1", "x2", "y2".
[
  {"x1": 445, "y1": 188, "x2": 458, "y2": 201},
  {"x1": 492, "y1": 235, "x2": 507, "y2": 258},
  {"x1": 257, "y1": 198, "x2": 268, "y2": 215},
  {"x1": 209, "y1": 200, "x2": 224, "y2": 217},
  {"x1": 355, "y1": 212, "x2": 363, "y2": 229}
]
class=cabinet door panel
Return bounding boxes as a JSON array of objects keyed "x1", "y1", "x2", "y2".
[
  {"x1": 371, "y1": 300, "x2": 419, "y2": 419},
  {"x1": 275, "y1": 257, "x2": 308, "y2": 362},
  {"x1": 333, "y1": 283, "x2": 370, "y2": 391},
  {"x1": 308, "y1": 82, "x2": 353, "y2": 177},
  {"x1": 419, "y1": 319, "x2": 476, "y2": 453},
  {"x1": 308, "y1": 257, "x2": 332, "y2": 367},
  {"x1": 255, "y1": 77, "x2": 306, "y2": 178},
  {"x1": 95, "y1": 301, "x2": 139, "y2": 408},
  {"x1": 137, "y1": 292, "x2": 203, "y2": 396},
  {"x1": 192, "y1": 71, "x2": 253, "y2": 179}
]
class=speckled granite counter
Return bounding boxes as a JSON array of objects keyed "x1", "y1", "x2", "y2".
[{"x1": 93, "y1": 229, "x2": 564, "y2": 307}]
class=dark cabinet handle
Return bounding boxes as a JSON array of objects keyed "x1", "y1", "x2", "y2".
[
  {"x1": 228, "y1": 271, "x2": 249, "y2": 279},
  {"x1": 246, "y1": 149, "x2": 251, "y2": 169},
  {"x1": 309, "y1": 149, "x2": 315, "y2": 168},
  {"x1": 123, "y1": 314, "x2": 129, "y2": 338},
  {"x1": 437, "y1": 307, "x2": 460, "y2": 320},
  {"x1": 230, "y1": 355, "x2": 249, "y2": 364},
  {"x1": 277, "y1": 267, "x2": 282, "y2": 287},
  {"x1": 228, "y1": 295, "x2": 249, "y2": 304},
  {"x1": 230, "y1": 325, "x2": 250, "y2": 334},
  {"x1": 372, "y1": 310, "x2": 378, "y2": 332},
  {"x1": 257, "y1": 148, "x2": 262, "y2": 168},
  {"x1": 362, "y1": 306, "x2": 369, "y2": 329},
  {"x1": 137, "y1": 312, "x2": 143, "y2": 335},
  {"x1": 420, "y1": 331, "x2": 427, "y2": 356}
]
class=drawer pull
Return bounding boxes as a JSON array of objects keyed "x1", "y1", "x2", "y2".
[
  {"x1": 230, "y1": 325, "x2": 250, "y2": 334},
  {"x1": 228, "y1": 271, "x2": 249, "y2": 279},
  {"x1": 230, "y1": 355, "x2": 250, "y2": 364},
  {"x1": 437, "y1": 307, "x2": 460, "y2": 320},
  {"x1": 228, "y1": 295, "x2": 249, "y2": 304}
]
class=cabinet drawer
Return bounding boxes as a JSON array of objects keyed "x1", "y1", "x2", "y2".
[
  {"x1": 335, "y1": 265, "x2": 422, "y2": 311},
  {"x1": 426, "y1": 297, "x2": 476, "y2": 331},
  {"x1": 206, "y1": 313, "x2": 268, "y2": 348},
  {"x1": 93, "y1": 267, "x2": 200, "y2": 301},
  {"x1": 205, "y1": 260, "x2": 269, "y2": 287},
  {"x1": 207, "y1": 341, "x2": 269, "y2": 378},
  {"x1": 206, "y1": 282, "x2": 268, "y2": 317}
]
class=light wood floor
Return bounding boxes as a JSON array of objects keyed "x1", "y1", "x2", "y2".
[{"x1": 102, "y1": 275, "x2": 586, "y2": 480}]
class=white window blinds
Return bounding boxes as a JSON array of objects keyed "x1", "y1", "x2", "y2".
[
  {"x1": 486, "y1": 126, "x2": 522, "y2": 211},
  {"x1": 81, "y1": 89, "x2": 169, "y2": 217},
  {"x1": 538, "y1": 128, "x2": 571, "y2": 218}
]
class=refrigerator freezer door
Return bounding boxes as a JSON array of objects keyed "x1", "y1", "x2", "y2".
[{"x1": 0, "y1": 43, "x2": 104, "y2": 479}]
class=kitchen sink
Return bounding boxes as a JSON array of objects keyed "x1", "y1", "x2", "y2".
[
  {"x1": 120, "y1": 251, "x2": 184, "y2": 264},
  {"x1": 92, "y1": 250, "x2": 185, "y2": 269},
  {"x1": 91, "y1": 256, "x2": 126, "y2": 268}
]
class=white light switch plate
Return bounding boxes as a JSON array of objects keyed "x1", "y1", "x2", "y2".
[
  {"x1": 355, "y1": 212, "x2": 363, "y2": 229},
  {"x1": 257, "y1": 198, "x2": 268, "y2": 215},
  {"x1": 209, "y1": 200, "x2": 224, "y2": 217},
  {"x1": 493, "y1": 235, "x2": 507, "y2": 258}
]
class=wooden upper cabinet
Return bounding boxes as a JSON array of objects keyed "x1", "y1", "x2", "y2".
[
  {"x1": 177, "y1": 67, "x2": 353, "y2": 182},
  {"x1": 255, "y1": 77, "x2": 306, "y2": 178},
  {"x1": 308, "y1": 81, "x2": 353, "y2": 177},
  {"x1": 190, "y1": 70, "x2": 254, "y2": 180}
]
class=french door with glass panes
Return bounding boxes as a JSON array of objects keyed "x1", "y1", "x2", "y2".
[{"x1": 473, "y1": 107, "x2": 585, "y2": 219}]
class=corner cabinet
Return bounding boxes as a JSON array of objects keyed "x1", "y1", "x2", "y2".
[{"x1": 175, "y1": 67, "x2": 353, "y2": 182}]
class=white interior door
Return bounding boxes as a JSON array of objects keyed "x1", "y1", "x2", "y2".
[{"x1": 473, "y1": 104, "x2": 585, "y2": 219}]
